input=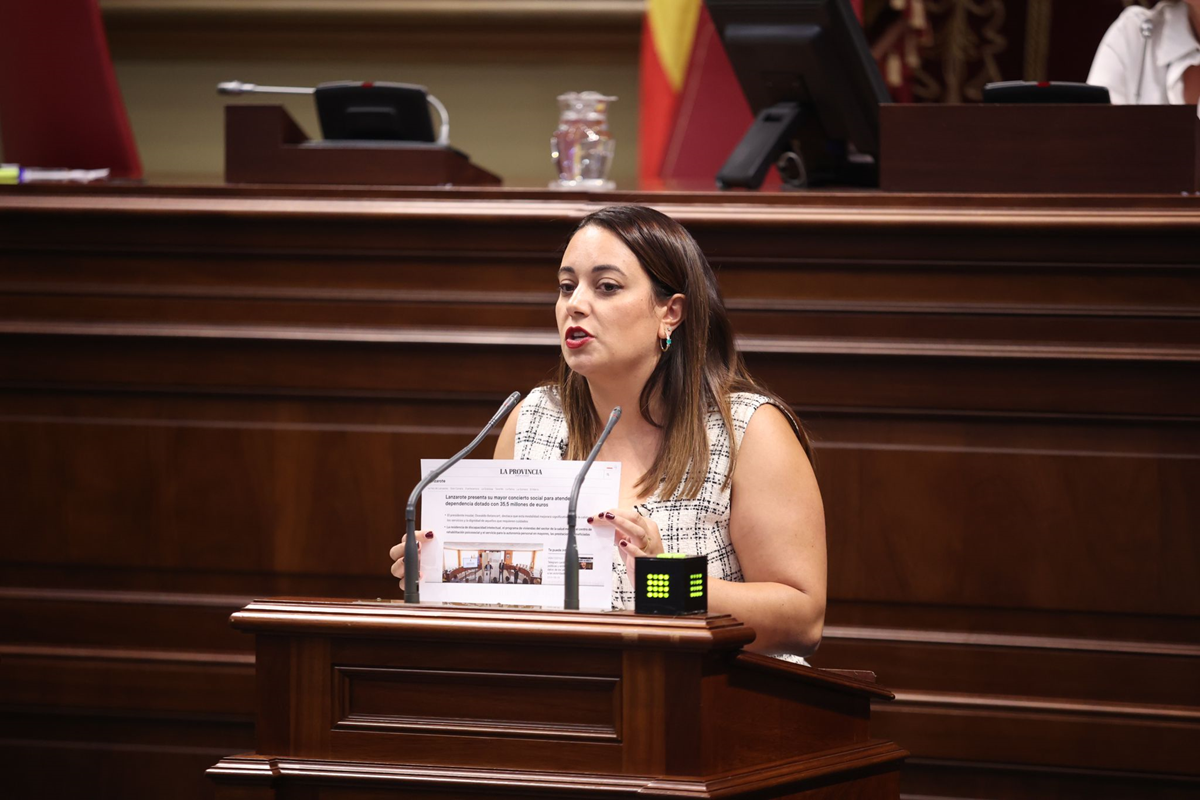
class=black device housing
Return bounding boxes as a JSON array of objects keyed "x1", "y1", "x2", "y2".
[
  {"x1": 706, "y1": 0, "x2": 890, "y2": 189},
  {"x1": 634, "y1": 554, "x2": 708, "y2": 616},
  {"x1": 983, "y1": 81, "x2": 1111, "y2": 104},
  {"x1": 315, "y1": 81, "x2": 436, "y2": 143}
]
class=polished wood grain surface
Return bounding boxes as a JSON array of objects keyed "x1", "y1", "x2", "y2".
[
  {"x1": 208, "y1": 600, "x2": 904, "y2": 798},
  {"x1": 1, "y1": 184, "x2": 1198, "y2": 799}
]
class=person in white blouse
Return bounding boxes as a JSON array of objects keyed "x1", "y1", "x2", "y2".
[{"x1": 1088, "y1": 0, "x2": 1200, "y2": 105}]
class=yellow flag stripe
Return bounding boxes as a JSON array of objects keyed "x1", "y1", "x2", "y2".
[{"x1": 647, "y1": 0, "x2": 703, "y2": 94}]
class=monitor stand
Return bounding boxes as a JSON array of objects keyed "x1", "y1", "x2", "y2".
[
  {"x1": 716, "y1": 101, "x2": 877, "y2": 190},
  {"x1": 716, "y1": 102, "x2": 803, "y2": 190}
]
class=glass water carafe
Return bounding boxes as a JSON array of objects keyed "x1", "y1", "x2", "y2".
[{"x1": 550, "y1": 91, "x2": 617, "y2": 189}]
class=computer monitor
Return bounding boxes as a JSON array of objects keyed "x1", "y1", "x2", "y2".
[
  {"x1": 315, "y1": 81, "x2": 436, "y2": 143},
  {"x1": 705, "y1": 0, "x2": 890, "y2": 189}
]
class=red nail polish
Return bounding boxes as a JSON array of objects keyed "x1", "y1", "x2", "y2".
[
  {"x1": 587, "y1": 516, "x2": 594, "y2": 523},
  {"x1": 619, "y1": 540, "x2": 627, "y2": 548},
  {"x1": 424, "y1": 531, "x2": 434, "y2": 539},
  {"x1": 605, "y1": 512, "x2": 615, "y2": 520}
]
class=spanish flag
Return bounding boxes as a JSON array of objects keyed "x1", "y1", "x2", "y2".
[
  {"x1": 639, "y1": 0, "x2": 865, "y2": 188},
  {"x1": 638, "y1": 0, "x2": 703, "y2": 187}
]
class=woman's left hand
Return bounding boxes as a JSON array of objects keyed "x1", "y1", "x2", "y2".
[{"x1": 589, "y1": 508, "x2": 663, "y2": 579}]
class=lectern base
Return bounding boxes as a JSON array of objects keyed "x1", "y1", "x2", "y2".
[
  {"x1": 225, "y1": 105, "x2": 502, "y2": 187},
  {"x1": 211, "y1": 745, "x2": 904, "y2": 798}
]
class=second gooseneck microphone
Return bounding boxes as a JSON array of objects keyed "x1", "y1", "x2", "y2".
[
  {"x1": 404, "y1": 391, "x2": 522, "y2": 603},
  {"x1": 565, "y1": 407, "x2": 622, "y2": 610}
]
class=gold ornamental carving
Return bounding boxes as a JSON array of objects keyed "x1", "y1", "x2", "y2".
[{"x1": 912, "y1": 0, "x2": 1008, "y2": 103}]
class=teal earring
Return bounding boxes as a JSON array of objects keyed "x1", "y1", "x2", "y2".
[{"x1": 660, "y1": 327, "x2": 673, "y2": 352}]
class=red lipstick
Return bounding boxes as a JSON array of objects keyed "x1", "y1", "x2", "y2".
[{"x1": 564, "y1": 326, "x2": 594, "y2": 350}]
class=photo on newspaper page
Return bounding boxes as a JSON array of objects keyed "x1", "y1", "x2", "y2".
[{"x1": 417, "y1": 459, "x2": 620, "y2": 609}]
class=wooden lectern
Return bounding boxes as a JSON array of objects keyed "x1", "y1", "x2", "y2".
[
  {"x1": 208, "y1": 599, "x2": 905, "y2": 799},
  {"x1": 225, "y1": 105, "x2": 502, "y2": 187}
]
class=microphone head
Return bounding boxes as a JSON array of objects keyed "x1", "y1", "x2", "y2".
[
  {"x1": 489, "y1": 391, "x2": 522, "y2": 427},
  {"x1": 217, "y1": 80, "x2": 251, "y2": 95},
  {"x1": 594, "y1": 406, "x2": 622, "y2": 442}
]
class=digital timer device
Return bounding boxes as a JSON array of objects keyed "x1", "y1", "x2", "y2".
[{"x1": 634, "y1": 553, "x2": 707, "y2": 615}]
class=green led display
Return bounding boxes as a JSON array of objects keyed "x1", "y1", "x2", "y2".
[
  {"x1": 689, "y1": 573, "x2": 704, "y2": 598},
  {"x1": 645, "y1": 572, "x2": 670, "y2": 599}
]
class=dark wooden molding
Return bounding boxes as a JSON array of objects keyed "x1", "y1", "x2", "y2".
[
  {"x1": 230, "y1": 598, "x2": 757, "y2": 651},
  {"x1": 332, "y1": 665, "x2": 622, "y2": 741},
  {"x1": 100, "y1": 0, "x2": 645, "y2": 61},
  {"x1": 890, "y1": 690, "x2": 1200, "y2": 724},
  {"x1": 5, "y1": 189, "x2": 1200, "y2": 229},
  {"x1": 733, "y1": 651, "x2": 896, "y2": 701},
  {"x1": 100, "y1": 0, "x2": 645, "y2": 27},
  {"x1": 0, "y1": 586, "x2": 254, "y2": 608},
  {"x1": 901, "y1": 757, "x2": 1200, "y2": 800},
  {"x1": 0, "y1": 644, "x2": 254, "y2": 667},
  {"x1": 6, "y1": 320, "x2": 1199, "y2": 364},
  {"x1": 824, "y1": 624, "x2": 1200, "y2": 658},
  {"x1": 209, "y1": 743, "x2": 907, "y2": 796}
]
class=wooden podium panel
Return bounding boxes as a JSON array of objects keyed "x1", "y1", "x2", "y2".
[
  {"x1": 881, "y1": 104, "x2": 1200, "y2": 193},
  {"x1": 1, "y1": 185, "x2": 1198, "y2": 799},
  {"x1": 225, "y1": 105, "x2": 502, "y2": 187},
  {"x1": 208, "y1": 600, "x2": 904, "y2": 799}
]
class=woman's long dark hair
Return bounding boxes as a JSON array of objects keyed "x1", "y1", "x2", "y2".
[{"x1": 556, "y1": 205, "x2": 810, "y2": 500}]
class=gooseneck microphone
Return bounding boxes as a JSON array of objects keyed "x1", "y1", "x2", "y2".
[
  {"x1": 565, "y1": 407, "x2": 622, "y2": 610},
  {"x1": 404, "y1": 391, "x2": 521, "y2": 603},
  {"x1": 1134, "y1": 4, "x2": 1164, "y2": 105}
]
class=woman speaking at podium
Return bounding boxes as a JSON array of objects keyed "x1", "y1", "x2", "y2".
[{"x1": 392, "y1": 205, "x2": 826, "y2": 659}]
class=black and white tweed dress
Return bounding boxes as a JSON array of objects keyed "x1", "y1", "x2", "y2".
[{"x1": 513, "y1": 384, "x2": 776, "y2": 611}]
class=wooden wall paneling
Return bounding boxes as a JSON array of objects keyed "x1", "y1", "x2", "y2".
[
  {"x1": 880, "y1": 105, "x2": 1200, "y2": 194},
  {"x1": 0, "y1": 588, "x2": 250, "y2": 651},
  {"x1": 798, "y1": 405, "x2": 1200, "y2": 614},
  {"x1": 1, "y1": 710, "x2": 252, "y2": 800},
  {"x1": 898, "y1": 758, "x2": 1200, "y2": 800},
  {"x1": 1, "y1": 186, "x2": 1198, "y2": 798},
  {"x1": 873, "y1": 698, "x2": 1200, "y2": 777},
  {"x1": 815, "y1": 636, "x2": 1200, "y2": 709},
  {"x1": 815, "y1": 636, "x2": 1200, "y2": 778},
  {"x1": 0, "y1": 587, "x2": 257, "y2": 799},
  {"x1": 0, "y1": 646, "x2": 253, "y2": 716}
]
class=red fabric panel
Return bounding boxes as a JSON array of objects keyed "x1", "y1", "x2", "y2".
[
  {"x1": 638, "y1": 17, "x2": 682, "y2": 189},
  {"x1": 659, "y1": 5, "x2": 780, "y2": 188},
  {"x1": 0, "y1": 0, "x2": 142, "y2": 178}
]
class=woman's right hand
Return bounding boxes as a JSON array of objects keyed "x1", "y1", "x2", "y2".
[{"x1": 388, "y1": 530, "x2": 433, "y2": 585}]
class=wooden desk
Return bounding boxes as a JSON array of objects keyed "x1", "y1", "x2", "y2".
[{"x1": 1, "y1": 185, "x2": 1198, "y2": 799}]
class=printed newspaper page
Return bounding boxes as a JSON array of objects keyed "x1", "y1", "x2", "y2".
[{"x1": 417, "y1": 459, "x2": 620, "y2": 609}]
